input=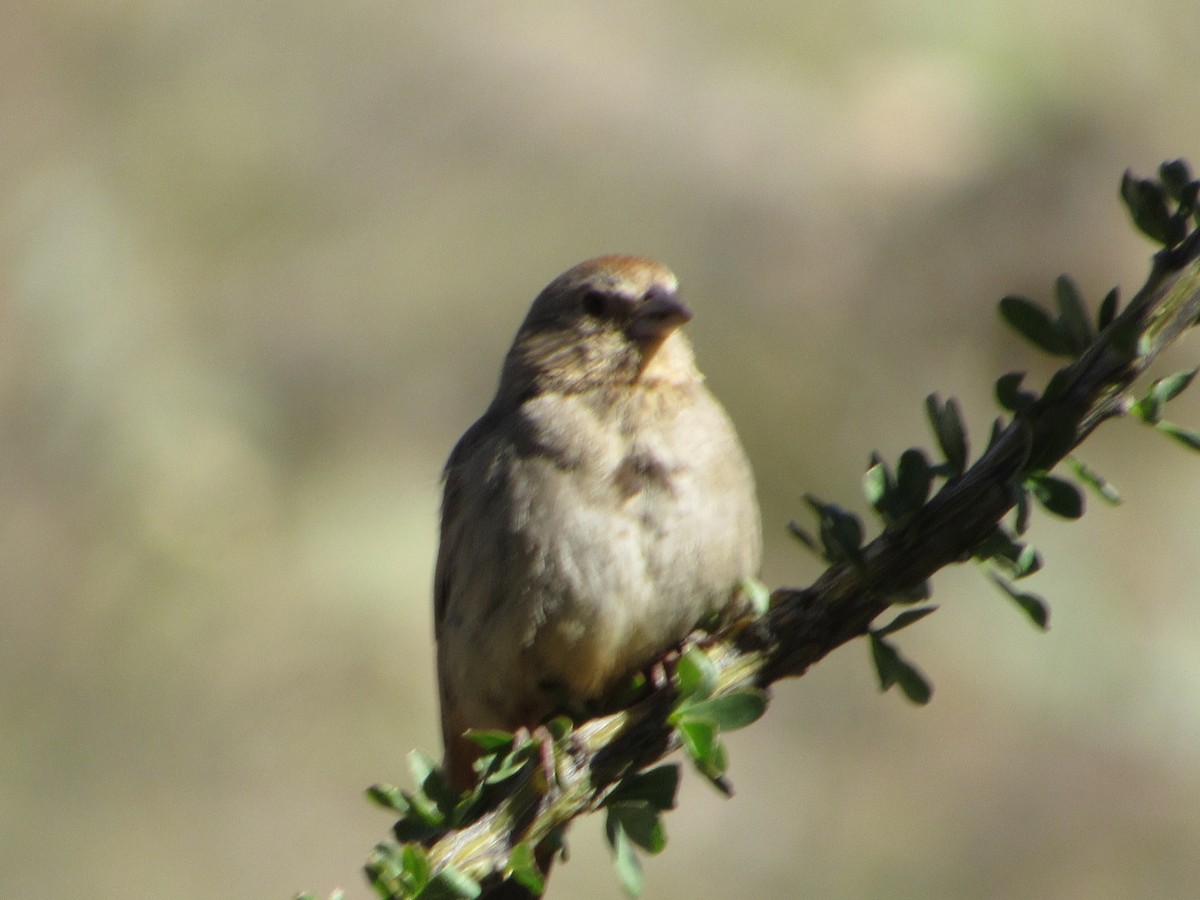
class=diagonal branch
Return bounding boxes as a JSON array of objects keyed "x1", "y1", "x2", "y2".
[{"x1": 377, "y1": 201, "x2": 1200, "y2": 900}]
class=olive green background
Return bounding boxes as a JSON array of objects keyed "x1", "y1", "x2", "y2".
[{"x1": 3, "y1": 2, "x2": 1199, "y2": 898}]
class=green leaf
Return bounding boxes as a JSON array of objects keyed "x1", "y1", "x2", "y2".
[
  {"x1": 1131, "y1": 393, "x2": 1163, "y2": 424},
  {"x1": 1183, "y1": 182, "x2": 1200, "y2": 220},
  {"x1": 738, "y1": 576, "x2": 771, "y2": 618},
  {"x1": 675, "y1": 645, "x2": 717, "y2": 701},
  {"x1": 869, "y1": 633, "x2": 898, "y2": 691},
  {"x1": 863, "y1": 449, "x2": 932, "y2": 530},
  {"x1": 995, "y1": 371, "x2": 1037, "y2": 412},
  {"x1": 972, "y1": 525, "x2": 1020, "y2": 562},
  {"x1": 1013, "y1": 492, "x2": 1031, "y2": 535},
  {"x1": 421, "y1": 866, "x2": 482, "y2": 900},
  {"x1": 366, "y1": 783, "x2": 409, "y2": 814},
  {"x1": 607, "y1": 801, "x2": 667, "y2": 854},
  {"x1": 1014, "y1": 543, "x2": 1042, "y2": 579},
  {"x1": 862, "y1": 458, "x2": 892, "y2": 511},
  {"x1": 999, "y1": 295, "x2": 1071, "y2": 356},
  {"x1": 407, "y1": 750, "x2": 437, "y2": 789},
  {"x1": 1159, "y1": 158, "x2": 1193, "y2": 200},
  {"x1": 678, "y1": 690, "x2": 769, "y2": 732},
  {"x1": 482, "y1": 752, "x2": 530, "y2": 786},
  {"x1": 973, "y1": 527, "x2": 1042, "y2": 579},
  {"x1": 605, "y1": 765, "x2": 680, "y2": 811},
  {"x1": 1054, "y1": 274, "x2": 1093, "y2": 353},
  {"x1": 675, "y1": 718, "x2": 717, "y2": 764},
  {"x1": 874, "y1": 605, "x2": 938, "y2": 637},
  {"x1": 508, "y1": 843, "x2": 545, "y2": 896},
  {"x1": 989, "y1": 573, "x2": 1050, "y2": 629},
  {"x1": 895, "y1": 658, "x2": 933, "y2": 704},
  {"x1": 1121, "y1": 170, "x2": 1182, "y2": 246},
  {"x1": 1097, "y1": 287, "x2": 1120, "y2": 330},
  {"x1": 1156, "y1": 420, "x2": 1200, "y2": 452},
  {"x1": 869, "y1": 634, "x2": 932, "y2": 705},
  {"x1": 675, "y1": 717, "x2": 731, "y2": 790},
  {"x1": 392, "y1": 813, "x2": 444, "y2": 844},
  {"x1": 606, "y1": 816, "x2": 644, "y2": 898},
  {"x1": 1152, "y1": 368, "x2": 1198, "y2": 404},
  {"x1": 402, "y1": 844, "x2": 431, "y2": 893},
  {"x1": 1066, "y1": 457, "x2": 1121, "y2": 505},
  {"x1": 408, "y1": 750, "x2": 455, "y2": 812},
  {"x1": 366, "y1": 842, "x2": 409, "y2": 898},
  {"x1": 925, "y1": 394, "x2": 968, "y2": 475},
  {"x1": 1027, "y1": 473, "x2": 1085, "y2": 519},
  {"x1": 400, "y1": 788, "x2": 444, "y2": 827},
  {"x1": 705, "y1": 743, "x2": 731, "y2": 792},
  {"x1": 1157, "y1": 159, "x2": 1199, "y2": 224},
  {"x1": 805, "y1": 495, "x2": 864, "y2": 565},
  {"x1": 893, "y1": 448, "x2": 933, "y2": 519}
]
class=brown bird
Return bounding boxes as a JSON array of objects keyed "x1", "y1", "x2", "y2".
[{"x1": 434, "y1": 255, "x2": 762, "y2": 801}]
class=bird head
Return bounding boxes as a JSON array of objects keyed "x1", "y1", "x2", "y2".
[{"x1": 498, "y1": 256, "x2": 699, "y2": 402}]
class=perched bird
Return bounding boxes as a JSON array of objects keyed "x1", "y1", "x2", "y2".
[{"x1": 434, "y1": 255, "x2": 762, "y2": 792}]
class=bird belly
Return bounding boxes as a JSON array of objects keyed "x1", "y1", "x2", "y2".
[{"x1": 514, "y1": 455, "x2": 737, "y2": 708}]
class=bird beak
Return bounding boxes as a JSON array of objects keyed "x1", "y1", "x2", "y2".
[{"x1": 627, "y1": 286, "x2": 693, "y2": 344}]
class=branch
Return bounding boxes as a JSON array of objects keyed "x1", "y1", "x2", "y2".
[{"x1": 355, "y1": 163, "x2": 1200, "y2": 900}]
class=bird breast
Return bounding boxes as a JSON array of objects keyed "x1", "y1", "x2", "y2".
[{"x1": 502, "y1": 382, "x2": 759, "y2": 702}]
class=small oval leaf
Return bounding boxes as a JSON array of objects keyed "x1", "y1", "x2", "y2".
[
  {"x1": 995, "y1": 371, "x2": 1037, "y2": 412},
  {"x1": 1054, "y1": 274, "x2": 1093, "y2": 353},
  {"x1": 925, "y1": 393, "x2": 969, "y2": 475},
  {"x1": 999, "y1": 295, "x2": 1071, "y2": 356},
  {"x1": 424, "y1": 865, "x2": 482, "y2": 900},
  {"x1": 508, "y1": 843, "x2": 545, "y2": 896},
  {"x1": 863, "y1": 460, "x2": 891, "y2": 510},
  {"x1": 606, "y1": 818, "x2": 644, "y2": 898},
  {"x1": 989, "y1": 572, "x2": 1050, "y2": 629},
  {"x1": 1156, "y1": 420, "x2": 1200, "y2": 452},
  {"x1": 1027, "y1": 473, "x2": 1085, "y2": 519},
  {"x1": 894, "y1": 448, "x2": 933, "y2": 515},
  {"x1": 874, "y1": 605, "x2": 938, "y2": 637},
  {"x1": 738, "y1": 576, "x2": 771, "y2": 618},
  {"x1": 679, "y1": 690, "x2": 769, "y2": 733},
  {"x1": 675, "y1": 645, "x2": 718, "y2": 701},
  {"x1": 606, "y1": 764, "x2": 681, "y2": 811},
  {"x1": 1152, "y1": 368, "x2": 1198, "y2": 404},
  {"x1": 1066, "y1": 457, "x2": 1122, "y2": 505}
]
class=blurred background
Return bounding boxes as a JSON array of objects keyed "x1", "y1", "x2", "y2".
[{"x1": 3, "y1": 2, "x2": 1200, "y2": 898}]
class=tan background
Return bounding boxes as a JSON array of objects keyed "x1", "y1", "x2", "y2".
[{"x1": 3, "y1": 2, "x2": 1200, "y2": 898}]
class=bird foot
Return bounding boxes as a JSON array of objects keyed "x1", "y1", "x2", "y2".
[{"x1": 509, "y1": 725, "x2": 559, "y2": 790}]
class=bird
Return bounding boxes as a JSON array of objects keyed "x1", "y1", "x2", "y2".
[{"x1": 434, "y1": 255, "x2": 762, "y2": 799}]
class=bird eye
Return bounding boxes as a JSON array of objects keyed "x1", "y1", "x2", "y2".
[{"x1": 581, "y1": 289, "x2": 609, "y2": 318}]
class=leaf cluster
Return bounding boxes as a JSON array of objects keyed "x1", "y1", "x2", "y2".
[{"x1": 1121, "y1": 159, "x2": 1200, "y2": 251}]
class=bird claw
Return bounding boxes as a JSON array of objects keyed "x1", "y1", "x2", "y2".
[
  {"x1": 646, "y1": 655, "x2": 673, "y2": 691},
  {"x1": 511, "y1": 725, "x2": 558, "y2": 790}
]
